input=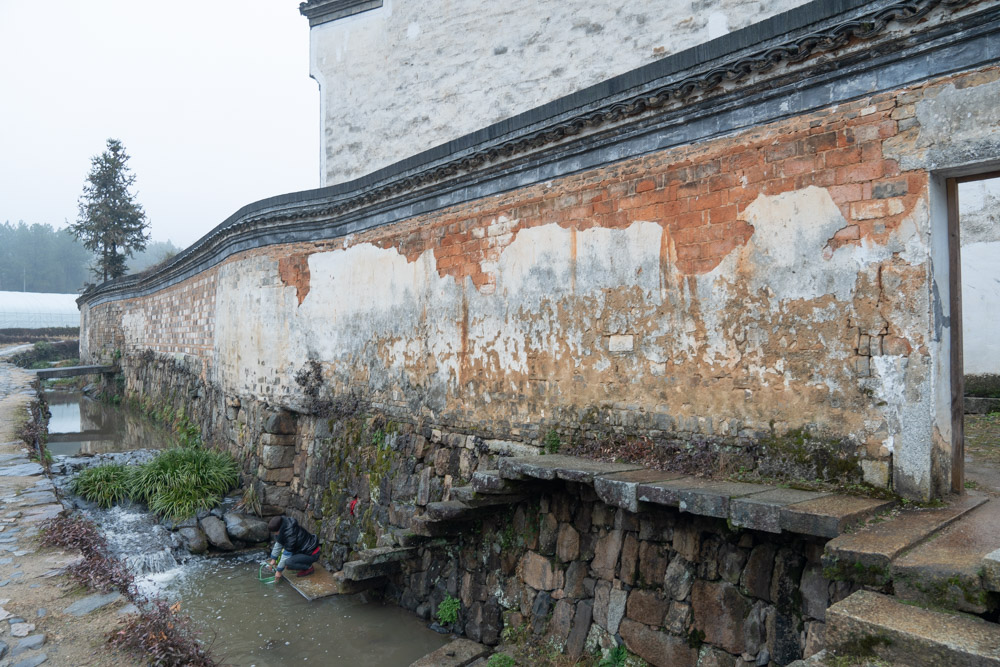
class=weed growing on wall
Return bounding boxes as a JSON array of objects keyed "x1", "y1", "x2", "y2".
[
  {"x1": 544, "y1": 429, "x2": 561, "y2": 454},
  {"x1": 317, "y1": 412, "x2": 401, "y2": 554},
  {"x1": 487, "y1": 654, "x2": 516, "y2": 667},
  {"x1": 599, "y1": 645, "x2": 648, "y2": 667},
  {"x1": 437, "y1": 594, "x2": 461, "y2": 626}
]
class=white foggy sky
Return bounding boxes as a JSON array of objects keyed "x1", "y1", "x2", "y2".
[{"x1": 0, "y1": 0, "x2": 318, "y2": 249}]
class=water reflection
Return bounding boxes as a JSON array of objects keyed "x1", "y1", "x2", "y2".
[
  {"x1": 164, "y1": 556, "x2": 448, "y2": 667},
  {"x1": 45, "y1": 390, "x2": 173, "y2": 456}
]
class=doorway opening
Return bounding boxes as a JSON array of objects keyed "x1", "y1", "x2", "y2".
[{"x1": 948, "y1": 172, "x2": 1000, "y2": 493}]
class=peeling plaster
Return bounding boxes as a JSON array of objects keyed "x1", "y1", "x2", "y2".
[
  {"x1": 120, "y1": 311, "x2": 147, "y2": 348},
  {"x1": 884, "y1": 72, "x2": 1000, "y2": 172}
]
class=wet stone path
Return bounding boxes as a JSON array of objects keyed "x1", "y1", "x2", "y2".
[{"x1": 0, "y1": 361, "x2": 138, "y2": 667}]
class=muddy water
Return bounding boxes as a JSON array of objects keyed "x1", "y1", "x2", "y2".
[
  {"x1": 46, "y1": 390, "x2": 172, "y2": 455},
  {"x1": 52, "y1": 390, "x2": 449, "y2": 666},
  {"x1": 163, "y1": 555, "x2": 448, "y2": 666}
]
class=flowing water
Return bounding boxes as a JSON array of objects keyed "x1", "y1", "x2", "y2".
[{"x1": 50, "y1": 390, "x2": 449, "y2": 666}]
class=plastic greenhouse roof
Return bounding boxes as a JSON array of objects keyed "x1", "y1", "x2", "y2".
[{"x1": 0, "y1": 291, "x2": 80, "y2": 328}]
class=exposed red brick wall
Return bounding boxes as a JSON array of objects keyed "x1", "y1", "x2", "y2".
[{"x1": 350, "y1": 90, "x2": 927, "y2": 286}]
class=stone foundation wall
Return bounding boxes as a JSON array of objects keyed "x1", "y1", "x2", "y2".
[
  {"x1": 108, "y1": 351, "x2": 847, "y2": 664},
  {"x1": 392, "y1": 485, "x2": 846, "y2": 666}
]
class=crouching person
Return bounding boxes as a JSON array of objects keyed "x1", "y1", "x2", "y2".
[{"x1": 267, "y1": 515, "x2": 320, "y2": 580}]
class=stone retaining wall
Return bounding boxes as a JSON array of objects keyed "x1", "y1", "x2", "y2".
[
  {"x1": 394, "y1": 484, "x2": 846, "y2": 666},
  {"x1": 104, "y1": 352, "x2": 849, "y2": 664}
]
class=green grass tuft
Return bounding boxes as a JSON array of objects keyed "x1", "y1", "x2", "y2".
[
  {"x1": 72, "y1": 464, "x2": 133, "y2": 508},
  {"x1": 437, "y1": 594, "x2": 460, "y2": 626},
  {"x1": 71, "y1": 448, "x2": 239, "y2": 520}
]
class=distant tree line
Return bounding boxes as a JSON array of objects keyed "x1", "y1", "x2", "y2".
[
  {"x1": 0, "y1": 221, "x2": 179, "y2": 294},
  {"x1": 0, "y1": 221, "x2": 90, "y2": 293}
]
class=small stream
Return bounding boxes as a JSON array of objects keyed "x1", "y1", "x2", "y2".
[
  {"x1": 46, "y1": 390, "x2": 172, "y2": 456},
  {"x1": 46, "y1": 389, "x2": 449, "y2": 666}
]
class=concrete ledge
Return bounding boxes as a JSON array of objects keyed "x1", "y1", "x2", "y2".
[
  {"x1": 637, "y1": 478, "x2": 771, "y2": 520},
  {"x1": 823, "y1": 493, "x2": 985, "y2": 585},
  {"x1": 341, "y1": 558, "x2": 401, "y2": 581},
  {"x1": 729, "y1": 488, "x2": 832, "y2": 533},
  {"x1": 781, "y1": 495, "x2": 894, "y2": 539},
  {"x1": 498, "y1": 455, "x2": 642, "y2": 484},
  {"x1": 471, "y1": 469, "x2": 541, "y2": 495},
  {"x1": 594, "y1": 469, "x2": 686, "y2": 513},
  {"x1": 34, "y1": 365, "x2": 116, "y2": 380}
]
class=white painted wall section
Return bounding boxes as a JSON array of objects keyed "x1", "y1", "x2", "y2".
[
  {"x1": 960, "y1": 178, "x2": 1000, "y2": 376},
  {"x1": 308, "y1": 0, "x2": 809, "y2": 184}
]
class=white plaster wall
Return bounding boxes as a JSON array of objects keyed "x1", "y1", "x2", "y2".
[
  {"x1": 960, "y1": 178, "x2": 1000, "y2": 376},
  {"x1": 881, "y1": 73, "x2": 1000, "y2": 497},
  {"x1": 205, "y1": 186, "x2": 933, "y2": 493},
  {"x1": 309, "y1": 0, "x2": 808, "y2": 185}
]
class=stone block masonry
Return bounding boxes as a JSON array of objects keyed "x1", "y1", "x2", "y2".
[{"x1": 396, "y1": 481, "x2": 842, "y2": 666}]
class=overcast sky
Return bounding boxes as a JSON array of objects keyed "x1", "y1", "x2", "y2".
[{"x1": 0, "y1": 0, "x2": 318, "y2": 249}]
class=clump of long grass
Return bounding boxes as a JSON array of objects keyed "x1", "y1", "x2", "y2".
[
  {"x1": 72, "y1": 464, "x2": 133, "y2": 508},
  {"x1": 71, "y1": 448, "x2": 240, "y2": 521},
  {"x1": 130, "y1": 447, "x2": 240, "y2": 520}
]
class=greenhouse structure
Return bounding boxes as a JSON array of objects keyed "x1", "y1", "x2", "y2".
[{"x1": 0, "y1": 291, "x2": 80, "y2": 329}]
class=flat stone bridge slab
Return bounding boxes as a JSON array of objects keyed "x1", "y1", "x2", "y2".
[
  {"x1": 283, "y1": 565, "x2": 342, "y2": 601},
  {"x1": 491, "y1": 455, "x2": 893, "y2": 538},
  {"x1": 33, "y1": 365, "x2": 117, "y2": 380}
]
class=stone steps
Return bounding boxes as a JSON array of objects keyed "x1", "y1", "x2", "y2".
[
  {"x1": 416, "y1": 485, "x2": 529, "y2": 535},
  {"x1": 408, "y1": 638, "x2": 491, "y2": 666},
  {"x1": 822, "y1": 590, "x2": 1000, "y2": 667},
  {"x1": 470, "y1": 469, "x2": 544, "y2": 495},
  {"x1": 340, "y1": 546, "x2": 413, "y2": 580},
  {"x1": 891, "y1": 495, "x2": 1000, "y2": 613},
  {"x1": 411, "y1": 514, "x2": 470, "y2": 538},
  {"x1": 822, "y1": 492, "x2": 985, "y2": 586},
  {"x1": 322, "y1": 546, "x2": 418, "y2": 596}
]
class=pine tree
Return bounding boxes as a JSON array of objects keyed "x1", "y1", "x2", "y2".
[{"x1": 71, "y1": 138, "x2": 150, "y2": 282}]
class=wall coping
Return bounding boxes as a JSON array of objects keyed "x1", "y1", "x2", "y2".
[
  {"x1": 298, "y1": 0, "x2": 382, "y2": 27},
  {"x1": 79, "y1": 0, "x2": 992, "y2": 309}
]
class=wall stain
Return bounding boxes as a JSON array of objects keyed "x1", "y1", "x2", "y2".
[{"x1": 278, "y1": 252, "x2": 313, "y2": 305}]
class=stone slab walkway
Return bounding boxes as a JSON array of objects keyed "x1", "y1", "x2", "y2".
[
  {"x1": 489, "y1": 455, "x2": 893, "y2": 537},
  {"x1": 0, "y1": 360, "x2": 139, "y2": 667},
  {"x1": 283, "y1": 564, "x2": 342, "y2": 601}
]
